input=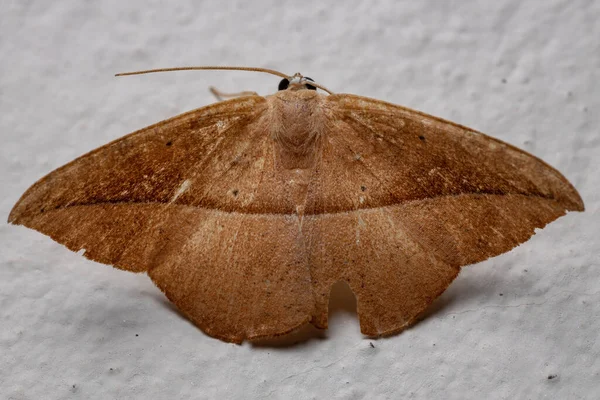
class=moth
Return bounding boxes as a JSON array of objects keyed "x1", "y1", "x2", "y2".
[{"x1": 8, "y1": 66, "x2": 584, "y2": 343}]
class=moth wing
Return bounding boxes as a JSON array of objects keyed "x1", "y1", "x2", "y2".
[
  {"x1": 9, "y1": 96, "x2": 315, "y2": 343},
  {"x1": 303, "y1": 94, "x2": 583, "y2": 336}
]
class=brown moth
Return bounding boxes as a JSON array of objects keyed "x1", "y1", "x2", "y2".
[{"x1": 8, "y1": 66, "x2": 584, "y2": 343}]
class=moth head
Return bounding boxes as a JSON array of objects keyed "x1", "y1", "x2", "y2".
[{"x1": 278, "y1": 73, "x2": 317, "y2": 92}]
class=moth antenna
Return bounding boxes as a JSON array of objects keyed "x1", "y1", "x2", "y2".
[
  {"x1": 115, "y1": 66, "x2": 290, "y2": 79},
  {"x1": 115, "y1": 66, "x2": 334, "y2": 94}
]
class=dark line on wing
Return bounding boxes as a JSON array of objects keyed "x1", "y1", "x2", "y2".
[{"x1": 44, "y1": 190, "x2": 561, "y2": 217}]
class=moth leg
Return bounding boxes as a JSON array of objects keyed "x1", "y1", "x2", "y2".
[{"x1": 209, "y1": 86, "x2": 258, "y2": 101}]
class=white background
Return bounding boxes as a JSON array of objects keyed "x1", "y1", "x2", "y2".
[{"x1": 1, "y1": 1, "x2": 598, "y2": 399}]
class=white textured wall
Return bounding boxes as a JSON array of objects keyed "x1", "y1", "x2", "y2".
[{"x1": 1, "y1": 1, "x2": 598, "y2": 399}]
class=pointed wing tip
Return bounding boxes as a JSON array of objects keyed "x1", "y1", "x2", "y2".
[
  {"x1": 7, "y1": 194, "x2": 38, "y2": 226},
  {"x1": 561, "y1": 193, "x2": 585, "y2": 213},
  {"x1": 7, "y1": 204, "x2": 19, "y2": 224},
  {"x1": 7, "y1": 209, "x2": 24, "y2": 226},
  {"x1": 7, "y1": 202, "x2": 42, "y2": 229},
  {"x1": 572, "y1": 195, "x2": 585, "y2": 212}
]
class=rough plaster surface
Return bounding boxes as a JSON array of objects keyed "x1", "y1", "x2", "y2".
[{"x1": 1, "y1": 1, "x2": 598, "y2": 399}]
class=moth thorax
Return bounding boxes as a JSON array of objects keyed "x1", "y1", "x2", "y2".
[{"x1": 271, "y1": 96, "x2": 323, "y2": 170}]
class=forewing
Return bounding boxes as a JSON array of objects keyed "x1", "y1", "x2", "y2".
[
  {"x1": 303, "y1": 94, "x2": 583, "y2": 336},
  {"x1": 9, "y1": 96, "x2": 315, "y2": 343}
]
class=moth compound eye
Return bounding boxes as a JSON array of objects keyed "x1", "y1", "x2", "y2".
[
  {"x1": 278, "y1": 78, "x2": 289, "y2": 91},
  {"x1": 304, "y1": 77, "x2": 317, "y2": 90}
]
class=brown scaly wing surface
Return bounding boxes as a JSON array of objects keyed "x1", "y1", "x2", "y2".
[
  {"x1": 8, "y1": 95, "x2": 321, "y2": 343},
  {"x1": 9, "y1": 91, "x2": 584, "y2": 342},
  {"x1": 300, "y1": 94, "x2": 583, "y2": 336}
]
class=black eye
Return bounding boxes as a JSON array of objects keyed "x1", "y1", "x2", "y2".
[
  {"x1": 304, "y1": 77, "x2": 317, "y2": 90},
  {"x1": 278, "y1": 78, "x2": 289, "y2": 91}
]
